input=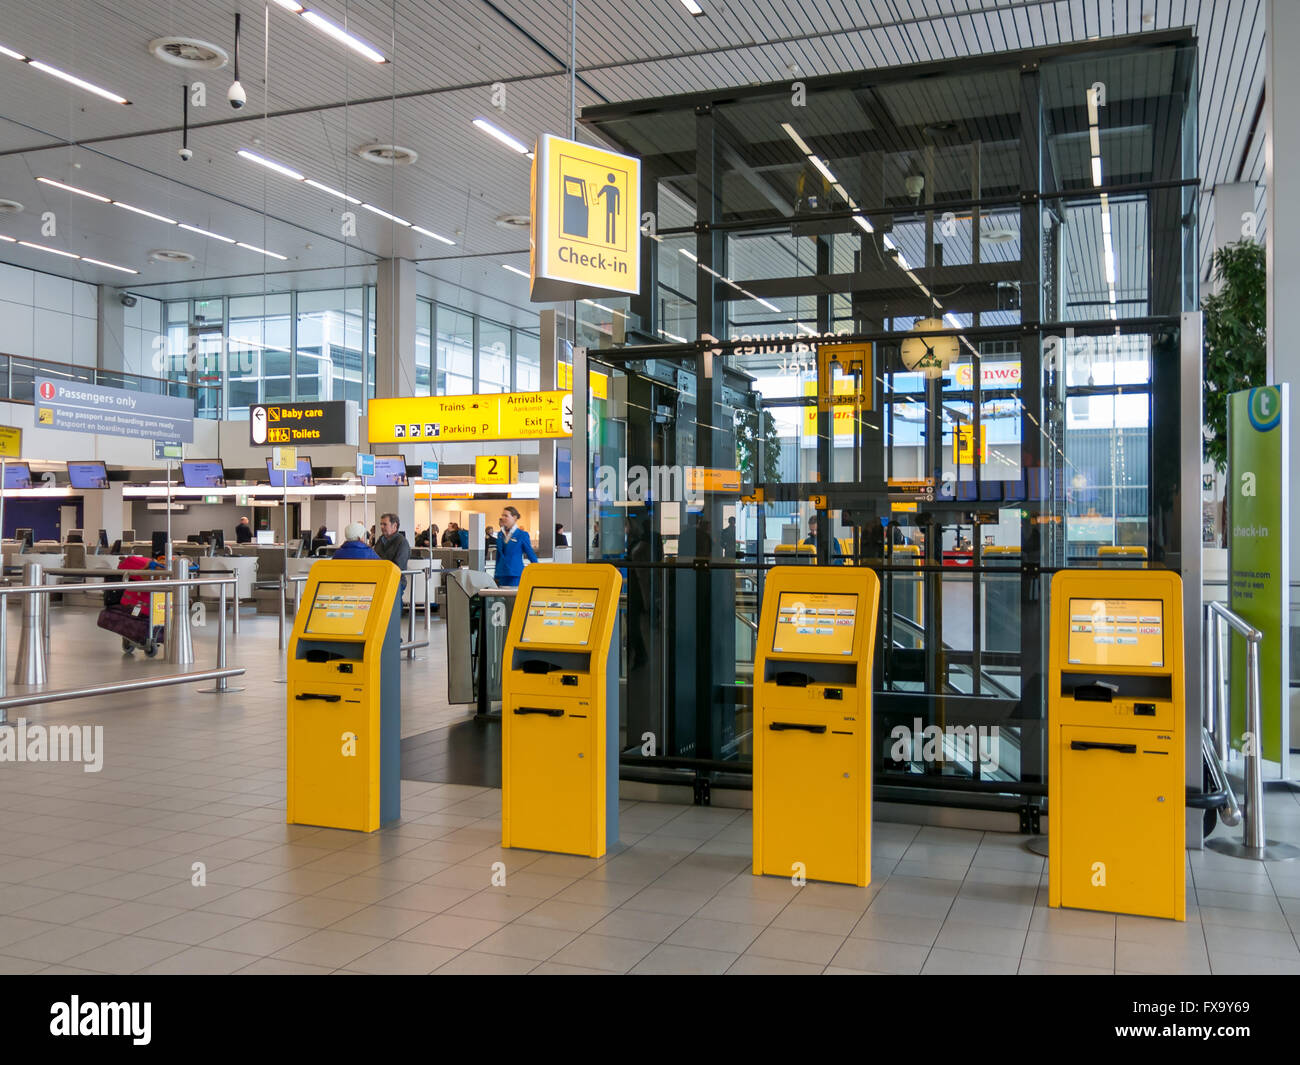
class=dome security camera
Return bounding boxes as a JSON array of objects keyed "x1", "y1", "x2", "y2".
[
  {"x1": 904, "y1": 173, "x2": 925, "y2": 202},
  {"x1": 178, "y1": 146, "x2": 193, "y2": 162},
  {"x1": 227, "y1": 81, "x2": 246, "y2": 109}
]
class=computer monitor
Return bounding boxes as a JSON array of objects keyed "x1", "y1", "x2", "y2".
[
  {"x1": 266, "y1": 456, "x2": 313, "y2": 488},
  {"x1": 187, "y1": 534, "x2": 201, "y2": 544},
  {"x1": 198, "y1": 530, "x2": 212, "y2": 545},
  {"x1": 15, "y1": 528, "x2": 32, "y2": 548},
  {"x1": 122, "y1": 528, "x2": 136, "y2": 543},
  {"x1": 256, "y1": 530, "x2": 275, "y2": 545},
  {"x1": 180, "y1": 459, "x2": 225, "y2": 489},
  {"x1": 67, "y1": 461, "x2": 109, "y2": 490},
  {"x1": 371, "y1": 455, "x2": 408, "y2": 486},
  {"x1": 556, "y1": 447, "x2": 572, "y2": 499},
  {"x1": 3, "y1": 464, "x2": 32, "y2": 490},
  {"x1": 212, "y1": 528, "x2": 225, "y2": 550},
  {"x1": 151, "y1": 531, "x2": 168, "y2": 558},
  {"x1": 98, "y1": 530, "x2": 109, "y2": 549},
  {"x1": 66, "y1": 530, "x2": 84, "y2": 544}
]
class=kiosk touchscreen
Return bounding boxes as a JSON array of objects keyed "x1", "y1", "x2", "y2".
[
  {"x1": 1048, "y1": 569, "x2": 1185, "y2": 920},
  {"x1": 501, "y1": 564, "x2": 622, "y2": 857},
  {"x1": 753, "y1": 567, "x2": 881, "y2": 886},
  {"x1": 287, "y1": 560, "x2": 402, "y2": 833}
]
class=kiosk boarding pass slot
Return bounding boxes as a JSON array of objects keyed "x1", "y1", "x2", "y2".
[
  {"x1": 1048, "y1": 570, "x2": 1185, "y2": 921},
  {"x1": 501, "y1": 568, "x2": 623, "y2": 858},
  {"x1": 753, "y1": 571, "x2": 880, "y2": 888}
]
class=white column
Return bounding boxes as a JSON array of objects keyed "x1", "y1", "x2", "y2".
[
  {"x1": 81, "y1": 482, "x2": 127, "y2": 543},
  {"x1": 1267, "y1": 0, "x2": 1300, "y2": 573},
  {"x1": 1212, "y1": 182, "x2": 1257, "y2": 290}
]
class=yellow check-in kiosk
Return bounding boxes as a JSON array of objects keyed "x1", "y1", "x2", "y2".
[
  {"x1": 287, "y1": 560, "x2": 403, "y2": 832},
  {"x1": 1048, "y1": 569, "x2": 1185, "y2": 920},
  {"x1": 501, "y1": 563, "x2": 622, "y2": 857},
  {"x1": 753, "y1": 566, "x2": 881, "y2": 886}
]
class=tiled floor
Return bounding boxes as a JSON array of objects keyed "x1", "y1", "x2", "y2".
[{"x1": 2, "y1": 605, "x2": 1300, "y2": 974}]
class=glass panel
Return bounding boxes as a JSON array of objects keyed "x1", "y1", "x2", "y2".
[
  {"x1": 436, "y1": 305, "x2": 474, "y2": 396},
  {"x1": 478, "y1": 319, "x2": 510, "y2": 394},
  {"x1": 516, "y1": 332, "x2": 540, "y2": 391},
  {"x1": 296, "y1": 288, "x2": 366, "y2": 408},
  {"x1": 415, "y1": 297, "x2": 432, "y2": 395}
]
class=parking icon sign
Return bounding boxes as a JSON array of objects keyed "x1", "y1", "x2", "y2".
[
  {"x1": 425, "y1": 423, "x2": 437, "y2": 438},
  {"x1": 393, "y1": 424, "x2": 406, "y2": 439}
]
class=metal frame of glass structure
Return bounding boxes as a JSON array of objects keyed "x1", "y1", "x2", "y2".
[{"x1": 572, "y1": 29, "x2": 1200, "y2": 819}]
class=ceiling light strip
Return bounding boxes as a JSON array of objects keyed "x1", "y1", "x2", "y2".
[
  {"x1": 0, "y1": 45, "x2": 130, "y2": 103},
  {"x1": 3, "y1": 235, "x2": 136, "y2": 273},
  {"x1": 236, "y1": 150, "x2": 456, "y2": 245},
  {"x1": 266, "y1": 4, "x2": 387, "y2": 63}
]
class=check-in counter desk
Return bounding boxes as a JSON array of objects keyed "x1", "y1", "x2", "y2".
[
  {"x1": 287, "y1": 559, "x2": 402, "y2": 832},
  {"x1": 1048, "y1": 569, "x2": 1185, "y2": 920},
  {"x1": 501, "y1": 564, "x2": 622, "y2": 857},
  {"x1": 753, "y1": 567, "x2": 881, "y2": 886}
]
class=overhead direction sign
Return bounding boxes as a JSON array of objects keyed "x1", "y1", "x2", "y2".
[
  {"x1": 531, "y1": 134, "x2": 641, "y2": 302},
  {"x1": 368, "y1": 391, "x2": 573, "y2": 444},
  {"x1": 36, "y1": 377, "x2": 194, "y2": 442},
  {"x1": 0, "y1": 425, "x2": 21, "y2": 458},
  {"x1": 250, "y1": 401, "x2": 356, "y2": 447}
]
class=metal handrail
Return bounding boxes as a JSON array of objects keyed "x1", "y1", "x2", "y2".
[
  {"x1": 1202, "y1": 600, "x2": 1297, "y2": 860},
  {"x1": 0, "y1": 569, "x2": 242, "y2": 720},
  {"x1": 283, "y1": 563, "x2": 435, "y2": 655}
]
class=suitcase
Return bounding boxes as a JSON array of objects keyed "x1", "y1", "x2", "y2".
[{"x1": 97, "y1": 603, "x2": 163, "y2": 656}]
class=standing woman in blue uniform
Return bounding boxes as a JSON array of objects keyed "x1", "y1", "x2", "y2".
[{"x1": 495, "y1": 505, "x2": 538, "y2": 588}]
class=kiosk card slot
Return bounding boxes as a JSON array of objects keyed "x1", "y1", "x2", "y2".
[
  {"x1": 295, "y1": 692, "x2": 342, "y2": 703},
  {"x1": 1070, "y1": 740, "x2": 1138, "y2": 754},
  {"x1": 514, "y1": 706, "x2": 565, "y2": 717},
  {"x1": 1073, "y1": 681, "x2": 1118, "y2": 702},
  {"x1": 770, "y1": 721, "x2": 827, "y2": 734}
]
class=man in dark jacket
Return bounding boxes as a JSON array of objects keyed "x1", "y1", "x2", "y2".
[{"x1": 375, "y1": 512, "x2": 411, "y2": 594}]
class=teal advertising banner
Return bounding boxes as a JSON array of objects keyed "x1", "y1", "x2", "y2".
[{"x1": 1228, "y1": 385, "x2": 1290, "y2": 764}]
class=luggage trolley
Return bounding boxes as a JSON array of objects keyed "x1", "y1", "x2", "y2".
[{"x1": 97, "y1": 555, "x2": 166, "y2": 657}]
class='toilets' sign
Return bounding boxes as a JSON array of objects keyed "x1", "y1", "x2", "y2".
[{"x1": 531, "y1": 134, "x2": 641, "y2": 302}]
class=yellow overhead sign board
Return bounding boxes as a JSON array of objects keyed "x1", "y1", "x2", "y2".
[
  {"x1": 0, "y1": 425, "x2": 21, "y2": 458},
  {"x1": 476, "y1": 455, "x2": 519, "y2": 485},
  {"x1": 803, "y1": 379, "x2": 861, "y2": 438},
  {"x1": 368, "y1": 391, "x2": 573, "y2": 444},
  {"x1": 557, "y1": 362, "x2": 609, "y2": 400},
  {"x1": 531, "y1": 134, "x2": 641, "y2": 301}
]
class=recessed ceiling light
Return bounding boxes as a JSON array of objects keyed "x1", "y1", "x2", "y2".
[
  {"x1": 36, "y1": 176, "x2": 110, "y2": 202},
  {"x1": 356, "y1": 144, "x2": 418, "y2": 166},
  {"x1": 81, "y1": 257, "x2": 137, "y2": 274},
  {"x1": 147, "y1": 37, "x2": 229, "y2": 69},
  {"x1": 502, "y1": 264, "x2": 530, "y2": 278},
  {"x1": 6, "y1": 237, "x2": 137, "y2": 274},
  {"x1": 235, "y1": 241, "x2": 288, "y2": 261},
  {"x1": 681, "y1": 0, "x2": 704, "y2": 15},
  {"x1": 473, "y1": 118, "x2": 530, "y2": 155}
]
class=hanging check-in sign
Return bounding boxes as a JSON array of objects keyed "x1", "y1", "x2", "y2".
[{"x1": 530, "y1": 133, "x2": 641, "y2": 302}]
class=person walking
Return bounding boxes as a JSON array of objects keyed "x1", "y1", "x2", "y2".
[{"x1": 494, "y1": 505, "x2": 537, "y2": 588}]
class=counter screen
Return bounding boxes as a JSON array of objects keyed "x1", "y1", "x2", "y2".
[
  {"x1": 2, "y1": 463, "x2": 32, "y2": 489},
  {"x1": 772, "y1": 592, "x2": 858, "y2": 657},
  {"x1": 1067, "y1": 598, "x2": 1164, "y2": 668},
  {"x1": 67, "y1": 462, "x2": 108, "y2": 489},
  {"x1": 520, "y1": 586, "x2": 598, "y2": 646},
  {"x1": 304, "y1": 581, "x2": 375, "y2": 638},
  {"x1": 181, "y1": 460, "x2": 225, "y2": 488}
]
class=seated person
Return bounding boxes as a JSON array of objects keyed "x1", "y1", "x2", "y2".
[{"x1": 803, "y1": 515, "x2": 843, "y2": 565}]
